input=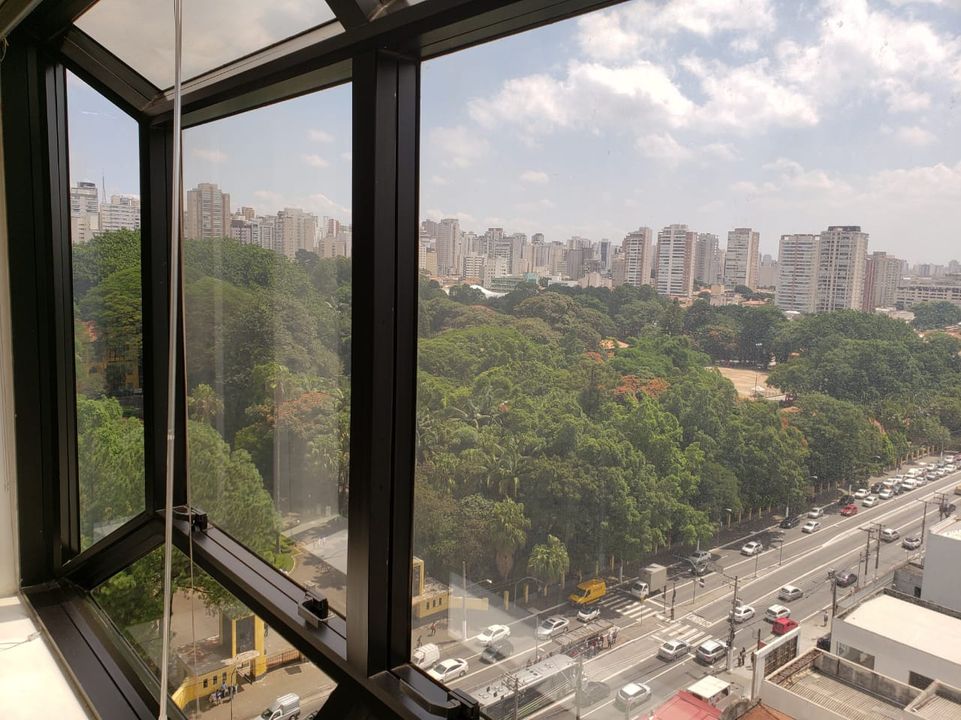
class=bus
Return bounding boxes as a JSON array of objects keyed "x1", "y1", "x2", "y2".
[{"x1": 470, "y1": 654, "x2": 576, "y2": 720}]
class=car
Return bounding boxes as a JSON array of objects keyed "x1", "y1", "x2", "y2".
[
  {"x1": 696, "y1": 639, "x2": 728, "y2": 664},
  {"x1": 688, "y1": 550, "x2": 712, "y2": 566},
  {"x1": 779, "y1": 515, "x2": 801, "y2": 529},
  {"x1": 870, "y1": 483, "x2": 883, "y2": 494},
  {"x1": 862, "y1": 495, "x2": 878, "y2": 507},
  {"x1": 881, "y1": 528, "x2": 900, "y2": 542},
  {"x1": 955, "y1": 484, "x2": 961, "y2": 496},
  {"x1": 808, "y1": 507, "x2": 824, "y2": 518},
  {"x1": 779, "y1": 585, "x2": 803, "y2": 601},
  {"x1": 879, "y1": 488, "x2": 893, "y2": 500},
  {"x1": 802, "y1": 520, "x2": 821, "y2": 533},
  {"x1": 427, "y1": 658, "x2": 468, "y2": 682},
  {"x1": 480, "y1": 640, "x2": 514, "y2": 664},
  {"x1": 614, "y1": 682, "x2": 651, "y2": 709},
  {"x1": 260, "y1": 694, "x2": 300, "y2": 720},
  {"x1": 840, "y1": 503, "x2": 858, "y2": 517},
  {"x1": 901, "y1": 478, "x2": 916, "y2": 491},
  {"x1": 577, "y1": 606, "x2": 601, "y2": 622},
  {"x1": 476, "y1": 624, "x2": 510, "y2": 646},
  {"x1": 946, "y1": 464, "x2": 958, "y2": 472},
  {"x1": 569, "y1": 578, "x2": 607, "y2": 606},
  {"x1": 741, "y1": 541, "x2": 764, "y2": 556},
  {"x1": 834, "y1": 571, "x2": 857, "y2": 587},
  {"x1": 902, "y1": 535, "x2": 922, "y2": 550},
  {"x1": 839, "y1": 493, "x2": 856, "y2": 506},
  {"x1": 816, "y1": 634, "x2": 831, "y2": 651},
  {"x1": 731, "y1": 604, "x2": 756, "y2": 623},
  {"x1": 582, "y1": 681, "x2": 612, "y2": 706},
  {"x1": 657, "y1": 639, "x2": 690, "y2": 661},
  {"x1": 765, "y1": 604, "x2": 791, "y2": 621},
  {"x1": 892, "y1": 483, "x2": 903, "y2": 495},
  {"x1": 854, "y1": 488, "x2": 870, "y2": 499},
  {"x1": 771, "y1": 617, "x2": 799, "y2": 635},
  {"x1": 628, "y1": 580, "x2": 649, "y2": 599},
  {"x1": 535, "y1": 616, "x2": 570, "y2": 639}
]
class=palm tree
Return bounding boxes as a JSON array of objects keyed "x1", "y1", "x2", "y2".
[
  {"x1": 528, "y1": 535, "x2": 570, "y2": 596},
  {"x1": 187, "y1": 383, "x2": 224, "y2": 425},
  {"x1": 490, "y1": 499, "x2": 530, "y2": 581}
]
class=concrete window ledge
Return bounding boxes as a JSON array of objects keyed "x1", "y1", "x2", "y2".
[{"x1": 0, "y1": 595, "x2": 92, "y2": 720}]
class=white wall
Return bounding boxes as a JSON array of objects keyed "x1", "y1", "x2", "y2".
[
  {"x1": 921, "y1": 531, "x2": 961, "y2": 613},
  {"x1": 0, "y1": 77, "x2": 19, "y2": 596}
]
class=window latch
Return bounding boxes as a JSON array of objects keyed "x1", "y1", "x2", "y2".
[
  {"x1": 398, "y1": 677, "x2": 480, "y2": 720},
  {"x1": 298, "y1": 589, "x2": 329, "y2": 627},
  {"x1": 172, "y1": 504, "x2": 208, "y2": 533}
]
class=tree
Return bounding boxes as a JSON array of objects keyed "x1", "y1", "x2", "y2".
[
  {"x1": 188, "y1": 383, "x2": 224, "y2": 424},
  {"x1": 449, "y1": 284, "x2": 487, "y2": 305},
  {"x1": 490, "y1": 498, "x2": 530, "y2": 581},
  {"x1": 912, "y1": 301, "x2": 961, "y2": 331},
  {"x1": 528, "y1": 534, "x2": 570, "y2": 594}
]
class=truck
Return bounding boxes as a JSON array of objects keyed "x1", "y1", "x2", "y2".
[
  {"x1": 258, "y1": 693, "x2": 301, "y2": 720},
  {"x1": 568, "y1": 578, "x2": 606, "y2": 606},
  {"x1": 638, "y1": 563, "x2": 667, "y2": 596}
]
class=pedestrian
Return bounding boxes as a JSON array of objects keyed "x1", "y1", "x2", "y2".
[
  {"x1": 416, "y1": 635, "x2": 422, "y2": 648},
  {"x1": 613, "y1": 628, "x2": 618, "y2": 645},
  {"x1": 429, "y1": 621, "x2": 437, "y2": 637},
  {"x1": 822, "y1": 610, "x2": 829, "y2": 626}
]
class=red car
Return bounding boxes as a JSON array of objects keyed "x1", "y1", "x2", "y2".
[
  {"x1": 840, "y1": 503, "x2": 858, "y2": 517},
  {"x1": 772, "y1": 617, "x2": 799, "y2": 635}
]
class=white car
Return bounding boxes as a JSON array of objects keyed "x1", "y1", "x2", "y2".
[
  {"x1": 854, "y1": 488, "x2": 870, "y2": 499},
  {"x1": 862, "y1": 495, "x2": 878, "y2": 507},
  {"x1": 535, "y1": 616, "x2": 570, "y2": 639},
  {"x1": 881, "y1": 528, "x2": 900, "y2": 542},
  {"x1": 878, "y1": 488, "x2": 893, "y2": 500},
  {"x1": 765, "y1": 604, "x2": 791, "y2": 621},
  {"x1": 802, "y1": 520, "x2": 821, "y2": 533},
  {"x1": 946, "y1": 464, "x2": 957, "y2": 473},
  {"x1": 778, "y1": 585, "x2": 803, "y2": 601},
  {"x1": 576, "y1": 606, "x2": 601, "y2": 622},
  {"x1": 615, "y1": 683, "x2": 651, "y2": 710},
  {"x1": 741, "y1": 541, "x2": 764, "y2": 556},
  {"x1": 808, "y1": 507, "x2": 824, "y2": 519},
  {"x1": 427, "y1": 658, "x2": 468, "y2": 682},
  {"x1": 657, "y1": 639, "x2": 690, "y2": 661},
  {"x1": 476, "y1": 624, "x2": 510, "y2": 646},
  {"x1": 628, "y1": 580, "x2": 649, "y2": 599},
  {"x1": 731, "y1": 604, "x2": 755, "y2": 623}
]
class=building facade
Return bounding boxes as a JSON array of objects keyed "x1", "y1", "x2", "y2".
[
  {"x1": 815, "y1": 226, "x2": 868, "y2": 312},
  {"x1": 184, "y1": 182, "x2": 231, "y2": 241},
  {"x1": 776, "y1": 234, "x2": 820, "y2": 314},
  {"x1": 655, "y1": 224, "x2": 695, "y2": 298},
  {"x1": 862, "y1": 251, "x2": 902, "y2": 311},
  {"x1": 693, "y1": 232, "x2": 722, "y2": 285},
  {"x1": 896, "y1": 277, "x2": 961, "y2": 309},
  {"x1": 621, "y1": 227, "x2": 654, "y2": 288},
  {"x1": 723, "y1": 227, "x2": 760, "y2": 289}
]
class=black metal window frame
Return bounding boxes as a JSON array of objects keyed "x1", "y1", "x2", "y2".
[{"x1": 2, "y1": 0, "x2": 627, "y2": 718}]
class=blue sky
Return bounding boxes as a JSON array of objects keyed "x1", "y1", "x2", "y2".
[{"x1": 68, "y1": 0, "x2": 961, "y2": 263}]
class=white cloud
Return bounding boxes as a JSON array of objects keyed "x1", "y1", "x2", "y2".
[
  {"x1": 635, "y1": 133, "x2": 692, "y2": 165},
  {"x1": 192, "y1": 148, "x2": 228, "y2": 164},
  {"x1": 703, "y1": 143, "x2": 739, "y2": 161},
  {"x1": 890, "y1": 125, "x2": 937, "y2": 145},
  {"x1": 308, "y1": 129, "x2": 335, "y2": 143},
  {"x1": 431, "y1": 175, "x2": 448, "y2": 186},
  {"x1": 302, "y1": 154, "x2": 329, "y2": 168},
  {"x1": 428, "y1": 126, "x2": 489, "y2": 168},
  {"x1": 308, "y1": 192, "x2": 351, "y2": 217},
  {"x1": 520, "y1": 170, "x2": 549, "y2": 184}
]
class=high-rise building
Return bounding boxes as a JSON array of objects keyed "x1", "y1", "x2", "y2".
[
  {"x1": 620, "y1": 228, "x2": 654, "y2": 288},
  {"x1": 99, "y1": 194, "x2": 140, "y2": 234},
  {"x1": 758, "y1": 254, "x2": 779, "y2": 288},
  {"x1": 724, "y1": 227, "x2": 760, "y2": 289},
  {"x1": 184, "y1": 182, "x2": 231, "y2": 241},
  {"x1": 70, "y1": 181, "x2": 100, "y2": 244},
  {"x1": 862, "y1": 251, "x2": 902, "y2": 311},
  {"x1": 776, "y1": 234, "x2": 820, "y2": 314},
  {"x1": 815, "y1": 225, "x2": 868, "y2": 312},
  {"x1": 693, "y1": 233, "x2": 721, "y2": 285},
  {"x1": 275, "y1": 208, "x2": 318, "y2": 258},
  {"x1": 655, "y1": 224, "x2": 695, "y2": 298},
  {"x1": 435, "y1": 218, "x2": 461, "y2": 276}
]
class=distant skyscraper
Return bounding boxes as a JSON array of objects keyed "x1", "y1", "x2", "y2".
[
  {"x1": 655, "y1": 224, "x2": 695, "y2": 298},
  {"x1": 184, "y1": 182, "x2": 231, "y2": 241},
  {"x1": 862, "y1": 251, "x2": 902, "y2": 311},
  {"x1": 724, "y1": 227, "x2": 760, "y2": 289},
  {"x1": 435, "y1": 218, "x2": 461, "y2": 275},
  {"x1": 757, "y1": 254, "x2": 779, "y2": 288},
  {"x1": 275, "y1": 207, "x2": 318, "y2": 258},
  {"x1": 620, "y1": 228, "x2": 654, "y2": 288},
  {"x1": 99, "y1": 194, "x2": 140, "y2": 234},
  {"x1": 693, "y1": 233, "x2": 721, "y2": 285},
  {"x1": 596, "y1": 239, "x2": 612, "y2": 272},
  {"x1": 70, "y1": 181, "x2": 100, "y2": 244},
  {"x1": 815, "y1": 226, "x2": 868, "y2": 312},
  {"x1": 776, "y1": 234, "x2": 820, "y2": 314}
]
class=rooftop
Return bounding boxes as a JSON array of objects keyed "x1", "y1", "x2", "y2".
[
  {"x1": 651, "y1": 690, "x2": 722, "y2": 720},
  {"x1": 932, "y1": 516, "x2": 961, "y2": 540},
  {"x1": 908, "y1": 682, "x2": 961, "y2": 720},
  {"x1": 841, "y1": 594, "x2": 961, "y2": 666}
]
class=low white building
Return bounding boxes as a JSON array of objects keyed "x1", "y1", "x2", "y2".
[{"x1": 920, "y1": 517, "x2": 961, "y2": 614}]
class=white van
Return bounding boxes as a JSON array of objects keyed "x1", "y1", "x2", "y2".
[
  {"x1": 412, "y1": 643, "x2": 440, "y2": 669},
  {"x1": 259, "y1": 693, "x2": 300, "y2": 720}
]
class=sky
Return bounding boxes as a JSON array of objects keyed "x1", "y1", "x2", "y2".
[{"x1": 67, "y1": 0, "x2": 961, "y2": 263}]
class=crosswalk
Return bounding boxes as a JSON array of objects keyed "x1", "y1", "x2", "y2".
[
  {"x1": 653, "y1": 623, "x2": 713, "y2": 648},
  {"x1": 594, "y1": 591, "x2": 716, "y2": 647},
  {"x1": 594, "y1": 592, "x2": 662, "y2": 623}
]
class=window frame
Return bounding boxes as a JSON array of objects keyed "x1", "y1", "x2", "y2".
[{"x1": 4, "y1": 0, "x2": 634, "y2": 718}]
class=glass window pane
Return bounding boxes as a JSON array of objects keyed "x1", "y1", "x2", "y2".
[
  {"x1": 67, "y1": 72, "x2": 144, "y2": 549},
  {"x1": 93, "y1": 548, "x2": 337, "y2": 716},
  {"x1": 75, "y1": 0, "x2": 339, "y2": 89},
  {"x1": 182, "y1": 86, "x2": 351, "y2": 618}
]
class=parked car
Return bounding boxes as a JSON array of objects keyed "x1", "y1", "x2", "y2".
[
  {"x1": 259, "y1": 694, "x2": 301, "y2": 720},
  {"x1": 629, "y1": 580, "x2": 649, "y2": 599},
  {"x1": 731, "y1": 604, "x2": 756, "y2": 623},
  {"x1": 840, "y1": 503, "x2": 858, "y2": 517},
  {"x1": 946, "y1": 464, "x2": 957, "y2": 472},
  {"x1": 779, "y1": 585, "x2": 803, "y2": 601},
  {"x1": 741, "y1": 541, "x2": 764, "y2": 556},
  {"x1": 577, "y1": 606, "x2": 601, "y2": 622},
  {"x1": 765, "y1": 604, "x2": 791, "y2": 621},
  {"x1": 658, "y1": 639, "x2": 690, "y2": 661},
  {"x1": 427, "y1": 658, "x2": 468, "y2": 682},
  {"x1": 535, "y1": 616, "x2": 570, "y2": 639},
  {"x1": 839, "y1": 494, "x2": 856, "y2": 505},
  {"x1": 582, "y1": 681, "x2": 612, "y2": 706},
  {"x1": 480, "y1": 640, "x2": 514, "y2": 664},
  {"x1": 816, "y1": 634, "x2": 831, "y2": 651},
  {"x1": 808, "y1": 507, "x2": 825, "y2": 519},
  {"x1": 696, "y1": 639, "x2": 728, "y2": 664},
  {"x1": 869, "y1": 483, "x2": 883, "y2": 494},
  {"x1": 688, "y1": 550, "x2": 712, "y2": 566},
  {"x1": 892, "y1": 483, "x2": 903, "y2": 495},
  {"x1": 476, "y1": 624, "x2": 510, "y2": 646},
  {"x1": 771, "y1": 617, "x2": 799, "y2": 636},
  {"x1": 779, "y1": 515, "x2": 801, "y2": 529},
  {"x1": 901, "y1": 478, "x2": 917, "y2": 491},
  {"x1": 881, "y1": 528, "x2": 900, "y2": 542},
  {"x1": 834, "y1": 571, "x2": 858, "y2": 587},
  {"x1": 862, "y1": 495, "x2": 878, "y2": 507},
  {"x1": 802, "y1": 520, "x2": 821, "y2": 533},
  {"x1": 853, "y1": 488, "x2": 870, "y2": 499},
  {"x1": 879, "y1": 488, "x2": 893, "y2": 500},
  {"x1": 615, "y1": 682, "x2": 651, "y2": 709},
  {"x1": 902, "y1": 535, "x2": 922, "y2": 550},
  {"x1": 954, "y1": 484, "x2": 961, "y2": 496}
]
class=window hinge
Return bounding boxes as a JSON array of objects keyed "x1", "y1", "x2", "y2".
[
  {"x1": 298, "y1": 588, "x2": 329, "y2": 627},
  {"x1": 398, "y1": 676, "x2": 480, "y2": 720},
  {"x1": 172, "y1": 505, "x2": 208, "y2": 533}
]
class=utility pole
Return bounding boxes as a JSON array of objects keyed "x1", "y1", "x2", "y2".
[
  {"x1": 670, "y1": 581, "x2": 677, "y2": 621},
  {"x1": 829, "y1": 570, "x2": 838, "y2": 618},
  {"x1": 860, "y1": 526, "x2": 873, "y2": 576},
  {"x1": 727, "y1": 575, "x2": 739, "y2": 671},
  {"x1": 507, "y1": 673, "x2": 520, "y2": 720},
  {"x1": 575, "y1": 655, "x2": 583, "y2": 720},
  {"x1": 919, "y1": 499, "x2": 930, "y2": 543},
  {"x1": 875, "y1": 523, "x2": 882, "y2": 575},
  {"x1": 462, "y1": 560, "x2": 469, "y2": 641}
]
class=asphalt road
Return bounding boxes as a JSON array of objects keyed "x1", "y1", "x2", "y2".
[{"x1": 431, "y1": 457, "x2": 961, "y2": 719}]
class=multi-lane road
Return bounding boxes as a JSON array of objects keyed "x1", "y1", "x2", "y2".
[{"x1": 433, "y1": 457, "x2": 961, "y2": 719}]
